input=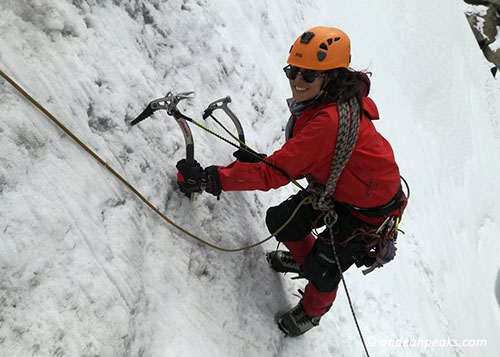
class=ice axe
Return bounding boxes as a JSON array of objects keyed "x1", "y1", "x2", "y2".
[{"x1": 130, "y1": 91, "x2": 196, "y2": 166}]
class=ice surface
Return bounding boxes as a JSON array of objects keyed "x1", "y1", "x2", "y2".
[{"x1": 1, "y1": 0, "x2": 500, "y2": 356}]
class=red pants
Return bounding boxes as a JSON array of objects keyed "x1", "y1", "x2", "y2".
[
  {"x1": 266, "y1": 193, "x2": 377, "y2": 318},
  {"x1": 284, "y1": 235, "x2": 338, "y2": 317}
]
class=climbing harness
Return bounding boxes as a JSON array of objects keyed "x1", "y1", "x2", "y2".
[
  {"x1": 0, "y1": 69, "x2": 305, "y2": 252},
  {"x1": 341, "y1": 182, "x2": 409, "y2": 275}
]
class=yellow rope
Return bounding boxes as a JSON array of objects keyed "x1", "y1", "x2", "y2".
[{"x1": 0, "y1": 69, "x2": 309, "y2": 252}]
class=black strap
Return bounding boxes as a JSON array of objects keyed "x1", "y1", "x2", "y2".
[{"x1": 344, "y1": 185, "x2": 405, "y2": 218}]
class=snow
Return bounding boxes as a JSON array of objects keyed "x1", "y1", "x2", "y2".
[
  {"x1": 465, "y1": 4, "x2": 487, "y2": 35},
  {"x1": 490, "y1": 25, "x2": 500, "y2": 53},
  {"x1": 463, "y1": 4, "x2": 490, "y2": 17},
  {"x1": 1, "y1": 0, "x2": 500, "y2": 356}
]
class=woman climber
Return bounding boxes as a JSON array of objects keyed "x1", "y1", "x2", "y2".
[{"x1": 176, "y1": 26, "x2": 407, "y2": 337}]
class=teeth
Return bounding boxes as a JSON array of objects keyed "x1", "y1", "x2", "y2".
[{"x1": 295, "y1": 86, "x2": 307, "y2": 91}]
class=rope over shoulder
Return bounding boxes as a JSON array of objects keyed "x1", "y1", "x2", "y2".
[
  {"x1": 306, "y1": 97, "x2": 360, "y2": 213},
  {"x1": 305, "y1": 97, "x2": 371, "y2": 357}
]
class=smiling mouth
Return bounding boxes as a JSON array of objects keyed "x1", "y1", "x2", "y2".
[{"x1": 294, "y1": 86, "x2": 307, "y2": 92}]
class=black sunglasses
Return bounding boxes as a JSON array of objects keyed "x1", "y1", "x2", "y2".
[{"x1": 283, "y1": 65, "x2": 324, "y2": 83}]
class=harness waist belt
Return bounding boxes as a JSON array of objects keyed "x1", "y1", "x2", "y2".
[{"x1": 345, "y1": 185, "x2": 404, "y2": 218}]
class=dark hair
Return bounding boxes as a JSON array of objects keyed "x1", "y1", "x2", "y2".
[{"x1": 317, "y1": 68, "x2": 371, "y2": 109}]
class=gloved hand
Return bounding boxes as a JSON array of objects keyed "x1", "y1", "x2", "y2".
[
  {"x1": 176, "y1": 159, "x2": 204, "y2": 197},
  {"x1": 176, "y1": 160, "x2": 223, "y2": 198},
  {"x1": 204, "y1": 166, "x2": 222, "y2": 197},
  {"x1": 233, "y1": 148, "x2": 267, "y2": 163}
]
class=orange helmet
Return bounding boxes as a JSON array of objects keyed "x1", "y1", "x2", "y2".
[{"x1": 287, "y1": 26, "x2": 351, "y2": 70}]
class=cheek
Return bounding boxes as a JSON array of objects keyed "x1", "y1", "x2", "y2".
[
  {"x1": 315, "y1": 77, "x2": 326, "y2": 91},
  {"x1": 309, "y1": 81, "x2": 323, "y2": 95}
]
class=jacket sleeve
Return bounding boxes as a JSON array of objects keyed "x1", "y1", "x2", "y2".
[{"x1": 217, "y1": 112, "x2": 338, "y2": 191}]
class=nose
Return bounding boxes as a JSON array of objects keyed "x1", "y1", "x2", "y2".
[{"x1": 291, "y1": 73, "x2": 307, "y2": 83}]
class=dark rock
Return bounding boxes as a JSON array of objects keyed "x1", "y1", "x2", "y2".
[
  {"x1": 483, "y1": 5, "x2": 499, "y2": 41},
  {"x1": 464, "y1": 1, "x2": 500, "y2": 66},
  {"x1": 464, "y1": 0, "x2": 493, "y2": 5}
]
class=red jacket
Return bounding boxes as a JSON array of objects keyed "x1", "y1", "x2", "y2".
[{"x1": 217, "y1": 97, "x2": 401, "y2": 213}]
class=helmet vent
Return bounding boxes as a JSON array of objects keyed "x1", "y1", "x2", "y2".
[
  {"x1": 319, "y1": 43, "x2": 328, "y2": 50},
  {"x1": 300, "y1": 32, "x2": 315, "y2": 44},
  {"x1": 327, "y1": 38, "x2": 333, "y2": 45},
  {"x1": 334, "y1": 37, "x2": 341, "y2": 42},
  {"x1": 317, "y1": 51, "x2": 327, "y2": 62}
]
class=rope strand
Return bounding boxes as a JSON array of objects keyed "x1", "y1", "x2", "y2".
[
  {"x1": 327, "y1": 220, "x2": 371, "y2": 357},
  {"x1": 0, "y1": 69, "x2": 304, "y2": 252}
]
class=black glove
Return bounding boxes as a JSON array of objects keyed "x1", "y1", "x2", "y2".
[
  {"x1": 176, "y1": 160, "x2": 222, "y2": 198},
  {"x1": 233, "y1": 148, "x2": 267, "y2": 163},
  {"x1": 203, "y1": 166, "x2": 222, "y2": 197},
  {"x1": 176, "y1": 159, "x2": 204, "y2": 197}
]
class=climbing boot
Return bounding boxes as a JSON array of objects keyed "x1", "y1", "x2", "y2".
[
  {"x1": 266, "y1": 250, "x2": 302, "y2": 274},
  {"x1": 277, "y1": 302, "x2": 321, "y2": 337}
]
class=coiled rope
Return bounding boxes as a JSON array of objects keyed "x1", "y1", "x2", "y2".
[{"x1": 0, "y1": 69, "x2": 306, "y2": 252}]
